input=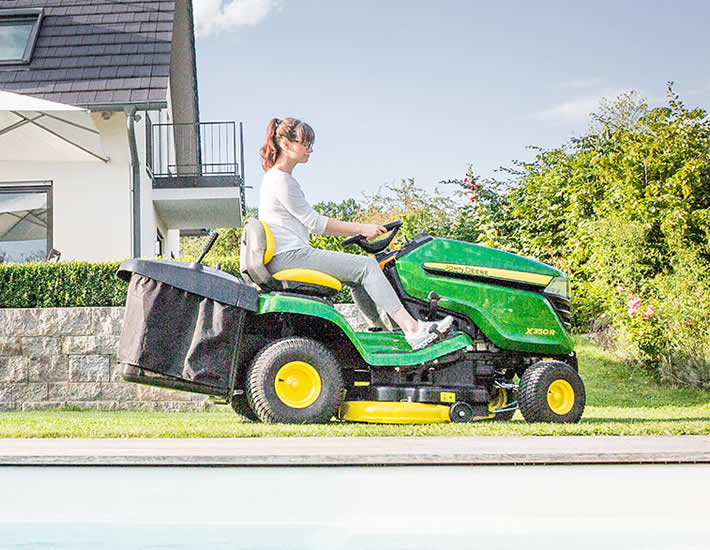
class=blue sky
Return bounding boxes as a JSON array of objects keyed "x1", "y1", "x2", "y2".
[{"x1": 194, "y1": 0, "x2": 710, "y2": 206}]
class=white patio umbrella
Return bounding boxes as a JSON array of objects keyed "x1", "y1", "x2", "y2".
[
  {"x1": 0, "y1": 90, "x2": 108, "y2": 162},
  {"x1": 0, "y1": 192, "x2": 47, "y2": 241}
]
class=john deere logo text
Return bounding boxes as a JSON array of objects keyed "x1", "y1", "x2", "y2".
[
  {"x1": 422, "y1": 262, "x2": 554, "y2": 286},
  {"x1": 526, "y1": 327, "x2": 556, "y2": 336},
  {"x1": 425, "y1": 262, "x2": 490, "y2": 277}
]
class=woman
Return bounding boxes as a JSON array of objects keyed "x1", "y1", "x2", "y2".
[{"x1": 258, "y1": 117, "x2": 453, "y2": 350}]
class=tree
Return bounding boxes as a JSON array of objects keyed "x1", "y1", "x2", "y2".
[{"x1": 476, "y1": 84, "x2": 710, "y2": 386}]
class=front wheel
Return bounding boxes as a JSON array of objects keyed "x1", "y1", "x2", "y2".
[
  {"x1": 488, "y1": 386, "x2": 517, "y2": 421},
  {"x1": 518, "y1": 360, "x2": 585, "y2": 423},
  {"x1": 246, "y1": 337, "x2": 344, "y2": 424}
]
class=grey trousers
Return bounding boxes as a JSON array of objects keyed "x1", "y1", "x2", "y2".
[{"x1": 266, "y1": 247, "x2": 404, "y2": 325}]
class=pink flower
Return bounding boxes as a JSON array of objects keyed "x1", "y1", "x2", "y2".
[
  {"x1": 616, "y1": 285, "x2": 624, "y2": 295},
  {"x1": 470, "y1": 196, "x2": 475, "y2": 202},
  {"x1": 627, "y1": 296, "x2": 640, "y2": 308},
  {"x1": 627, "y1": 296, "x2": 642, "y2": 316},
  {"x1": 464, "y1": 177, "x2": 469, "y2": 183},
  {"x1": 642, "y1": 305, "x2": 654, "y2": 320}
]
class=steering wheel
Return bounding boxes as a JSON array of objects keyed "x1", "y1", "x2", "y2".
[{"x1": 341, "y1": 220, "x2": 403, "y2": 254}]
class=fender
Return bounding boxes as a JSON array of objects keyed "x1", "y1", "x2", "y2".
[{"x1": 257, "y1": 293, "x2": 472, "y2": 367}]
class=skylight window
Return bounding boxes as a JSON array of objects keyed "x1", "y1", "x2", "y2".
[{"x1": 0, "y1": 8, "x2": 43, "y2": 65}]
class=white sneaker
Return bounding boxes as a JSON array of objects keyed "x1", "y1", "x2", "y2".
[{"x1": 406, "y1": 315, "x2": 455, "y2": 351}]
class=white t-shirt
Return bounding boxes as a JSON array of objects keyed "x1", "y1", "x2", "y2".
[{"x1": 258, "y1": 167, "x2": 329, "y2": 255}]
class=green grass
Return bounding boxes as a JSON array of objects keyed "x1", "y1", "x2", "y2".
[{"x1": 1, "y1": 338, "x2": 709, "y2": 438}]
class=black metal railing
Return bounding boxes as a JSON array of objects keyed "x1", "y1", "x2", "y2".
[{"x1": 146, "y1": 117, "x2": 247, "y2": 216}]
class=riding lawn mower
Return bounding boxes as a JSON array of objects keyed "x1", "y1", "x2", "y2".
[{"x1": 116, "y1": 220, "x2": 585, "y2": 424}]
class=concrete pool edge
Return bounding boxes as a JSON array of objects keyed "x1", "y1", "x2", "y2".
[{"x1": 1, "y1": 435, "x2": 709, "y2": 466}]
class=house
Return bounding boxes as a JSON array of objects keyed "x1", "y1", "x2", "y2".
[{"x1": 0, "y1": 0, "x2": 245, "y2": 263}]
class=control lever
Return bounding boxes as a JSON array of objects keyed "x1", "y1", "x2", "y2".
[
  {"x1": 426, "y1": 291, "x2": 440, "y2": 321},
  {"x1": 193, "y1": 232, "x2": 219, "y2": 268}
]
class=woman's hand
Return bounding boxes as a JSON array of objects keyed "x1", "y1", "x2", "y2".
[{"x1": 360, "y1": 223, "x2": 387, "y2": 240}]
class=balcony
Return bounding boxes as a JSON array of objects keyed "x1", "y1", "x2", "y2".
[{"x1": 146, "y1": 117, "x2": 246, "y2": 229}]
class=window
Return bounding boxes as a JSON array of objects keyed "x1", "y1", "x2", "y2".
[
  {"x1": 0, "y1": 8, "x2": 43, "y2": 65},
  {"x1": 0, "y1": 184, "x2": 52, "y2": 264}
]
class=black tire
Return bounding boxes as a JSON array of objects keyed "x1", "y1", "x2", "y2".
[
  {"x1": 518, "y1": 360, "x2": 585, "y2": 423},
  {"x1": 230, "y1": 391, "x2": 259, "y2": 422},
  {"x1": 246, "y1": 337, "x2": 344, "y2": 424},
  {"x1": 488, "y1": 386, "x2": 517, "y2": 422}
]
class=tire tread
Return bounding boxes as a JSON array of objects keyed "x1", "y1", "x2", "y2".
[
  {"x1": 230, "y1": 391, "x2": 259, "y2": 422},
  {"x1": 246, "y1": 337, "x2": 344, "y2": 424},
  {"x1": 518, "y1": 360, "x2": 585, "y2": 423}
]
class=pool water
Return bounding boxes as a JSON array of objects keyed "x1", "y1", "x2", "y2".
[{"x1": 0, "y1": 465, "x2": 707, "y2": 549}]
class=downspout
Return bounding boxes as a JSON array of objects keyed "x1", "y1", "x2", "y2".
[{"x1": 125, "y1": 106, "x2": 141, "y2": 258}]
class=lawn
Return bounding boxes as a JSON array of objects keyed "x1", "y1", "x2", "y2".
[{"x1": 1, "y1": 338, "x2": 709, "y2": 438}]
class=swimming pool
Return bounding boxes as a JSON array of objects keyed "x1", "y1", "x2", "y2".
[{"x1": 1, "y1": 464, "x2": 707, "y2": 549}]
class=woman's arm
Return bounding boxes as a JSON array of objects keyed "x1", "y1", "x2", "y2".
[
  {"x1": 269, "y1": 174, "x2": 385, "y2": 239},
  {"x1": 325, "y1": 218, "x2": 387, "y2": 240}
]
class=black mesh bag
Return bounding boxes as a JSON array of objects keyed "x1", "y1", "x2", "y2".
[{"x1": 117, "y1": 260, "x2": 259, "y2": 389}]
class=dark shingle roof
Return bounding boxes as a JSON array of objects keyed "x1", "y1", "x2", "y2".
[{"x1": 0, "y1": 0, "x2": 176, "y2": 108}]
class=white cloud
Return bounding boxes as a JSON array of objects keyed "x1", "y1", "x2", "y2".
[
  {"x1": 533, "y1": 89, "x2": 629, "y2": 123},
  {"x1": 194, "y1": 0, "x2": 279, "y2": 37}
]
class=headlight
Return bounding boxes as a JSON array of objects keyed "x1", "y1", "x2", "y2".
[{"x1": 545, "y1": 276, "x2": 570, "y2": 300}]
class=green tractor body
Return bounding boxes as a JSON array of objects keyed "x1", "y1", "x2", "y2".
[
  {"x1": 117, "y1": 225, "x2": 585, "y2": 425},
  {"x1": 258, "y1": 292, "x2": 475, "y2": 367},
  {"x1": 394, "y1": 237, "x2": 573, "y2": 355}
]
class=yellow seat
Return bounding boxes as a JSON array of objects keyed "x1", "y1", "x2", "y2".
[
  {"x1": 272, "y1": 268, "x2": 342, "y2": 292},
  {"x1": 240, "y1": 218, "x2": 343, "y2": 298}
]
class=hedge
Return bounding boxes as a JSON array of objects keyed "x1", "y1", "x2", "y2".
[
  {"x1": 0, "y1": 261, "x2": 124, "y2": 308},
  {"x1": 0, "y1": 257, "x2": 351, "y2": 308}
]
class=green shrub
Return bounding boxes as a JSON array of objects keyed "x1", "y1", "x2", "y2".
[
  {"x1": 456, "y1": 86, "x2": 710, "y2": 387},
  {"x1": 0, "y1": 261, "x2": 128, "y2": 308},
  {"x1": 604, "y1": 251, "x2": 710, "y2": 389},
  {"x1": 180, "y1": 228, "x2": 242, "y2": 258},
  {"x1": 0, "y1": 255, "x2": 354, "y2": 308}
]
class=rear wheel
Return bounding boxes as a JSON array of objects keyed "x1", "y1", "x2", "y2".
[
  {"x1": 246, "y1": 337, "x2": 344, "y2": 424},
  {"x1": 230, "y1": 391, "x2": 259, "y2": 422},
  {"x1": 518, "y1": 360, "x2": 585, "y2": 423}
]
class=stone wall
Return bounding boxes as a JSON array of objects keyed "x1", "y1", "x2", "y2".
[{"x1": 0, "y1": 305, "x2": 367, "y2": 412}]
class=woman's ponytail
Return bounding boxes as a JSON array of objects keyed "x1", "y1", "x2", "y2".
[
  {"x1": 259, "y1": 118, "x2": 281, "y2": 171},
  {"x1": 259, "y1": 117, "x2": 316, "y2": 171}
]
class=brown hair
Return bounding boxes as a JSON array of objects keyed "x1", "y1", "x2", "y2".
[{"x1": 259, "y1": 117, "x2": 316, "y2": 171}]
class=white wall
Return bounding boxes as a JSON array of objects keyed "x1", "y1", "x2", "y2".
[
  {"x1": 133, "y1": 109, "x2": 154, "y2": 259},
  {"x1": 167, "y1": 228, "x2": 180, "y2": 257},
  {"x1": 0, "y1": 112, "x2": 132, "y2": 262},
  {"x1": 153, "y1": 206, "x2": 168, "y2": 257},
  {"x1": 144, "y1": 105, "x2": 181, "y2": 259},
  {"x1": 2, "y1": 101, "x2": 203, "y2": 263}
]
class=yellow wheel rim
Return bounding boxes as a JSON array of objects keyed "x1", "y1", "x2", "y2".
[
  {"x1": 489, "y1": 388, "x2": 508, "y2": 412},
  {"x1": 547, "y1": 379, "x2": 575, "y2": 415},
  {"x1": 274, "y1": 361, "x2": 321, "y2": 409}
]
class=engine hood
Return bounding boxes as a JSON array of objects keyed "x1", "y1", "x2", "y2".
[{"x1": 400, "y1": 237, "x2": 565, "y2": 288}]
